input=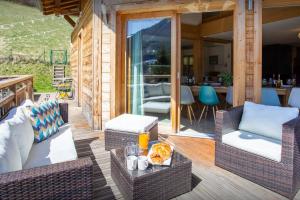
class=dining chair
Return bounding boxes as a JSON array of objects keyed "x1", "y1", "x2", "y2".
[
  {"x1": 180, "y1": 85, "x2": 196, "y2": 124},
  {"x1": 226, "y1": 86, "x2": 233, "y2": 106},
  {"x1": 261, "y1": 88, "x2": 281, "y2": 106},
  {"x1": 198, "y1": 86, "x2": 220, "y2": 123},
  {"x1": 288, "y1": 88, "x2": 300, "y2": 109}
]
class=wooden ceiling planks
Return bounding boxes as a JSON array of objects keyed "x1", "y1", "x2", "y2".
[{"x1": 40, "y1": 0, "x2": 81, "y2": 16}]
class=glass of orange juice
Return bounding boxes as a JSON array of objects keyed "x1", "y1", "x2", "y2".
[{"x1": 139, "y1": 132, "x2": 150, "y2": 151}]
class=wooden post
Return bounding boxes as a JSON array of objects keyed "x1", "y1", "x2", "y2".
[
  {"x1": 233, "y1": 0, "x2": 262, "y2": 106},
  {"x1": 171, "y1": 13, "x2": 181, "y2": 133},
  {"x1": 92, "y1": 0, "x2": 102, "y2": 130},
  {"x1": 253, "y1": 0, "x2": 262, "y2": 103},
  {"x1": 26, "y1": 78, "x2": 33, "y2": 100},
  {"x1": 9, "y1": 85, "x2": 17, "y2": 107},
  {"x1": 233, "y1": 0, "x2": 246, "y2": 106}
]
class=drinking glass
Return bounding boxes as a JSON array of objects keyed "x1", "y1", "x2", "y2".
[
  {"x1": 124, "y1": 142, "x2": 138, "y2": 157},
  {"x1": 138, "y1": 133, "x2": 150, "y2": 156},
  {"x1": 139, "y1": 132, "x2": 149, "y2": 150}
]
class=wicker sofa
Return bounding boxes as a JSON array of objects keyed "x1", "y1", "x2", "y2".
[
  {"x1": 0, "y1": 102, "x2": 93, "y2": 200},
  {"x1": 215, "y1": 102, "x2": 300, "y2": 199}
]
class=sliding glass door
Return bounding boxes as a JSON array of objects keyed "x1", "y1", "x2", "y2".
[
  {"x1": 127, "y1": 18, "x2": 172, "y2": 127},
  {"x1": 123, "y1": 12, "x2": 181, "y2": 133}
]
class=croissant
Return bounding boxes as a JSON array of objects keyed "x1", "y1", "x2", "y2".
[{"x1": 150, "y1": 143, "x2": 172, "y2": 164}]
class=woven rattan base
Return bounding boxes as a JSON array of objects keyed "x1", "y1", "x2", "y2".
[
  {"x1": 105, "y1": 124, "x2": 158, "y2": 151},
  {"x1": 110, "y1": 148, "x2": 192, "y2": 200}
]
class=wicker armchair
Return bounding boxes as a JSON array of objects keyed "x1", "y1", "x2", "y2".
[
  {"x1": 215, "y1": 106, "x2": 300, "y2": 199},
  {"x1": 0, "y1": 103, "x2": 93, "y2": 200}
]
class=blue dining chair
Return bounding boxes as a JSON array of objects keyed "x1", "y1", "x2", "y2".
[
  {"x1": 288, "y1": 88, "x2": 300, "y2": 109},
  {"x1": 261, "y1": 88, "x2": 281, "y2": 106},
  {"x1": 198, "y1": 86, "x2": 220, "y2": 123}
]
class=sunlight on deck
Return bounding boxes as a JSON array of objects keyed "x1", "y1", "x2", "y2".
[{"x1": 68, "y1": 101, "x2": 299, "y2": 200}]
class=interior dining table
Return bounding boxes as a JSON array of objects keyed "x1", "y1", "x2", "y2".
[{"x1": 190, "y1": 85, "x2": 291, "y2": 106}]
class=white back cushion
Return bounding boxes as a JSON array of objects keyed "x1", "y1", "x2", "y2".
[
  {"x1": 6, "y1": 107, "x2": 34, "y2": 165},
  {"x1": 0, "y1": 122, "x2": 22, "y2": 173},
  {"x1": 20, "y1": 99, "x2": 35, "y2": 107},
  {"x1": 239, "y1": 101, "x2": 299, "y2": 140},
  {"x1": 23, "y1": 124, "x2": 77, "y2": 169}
]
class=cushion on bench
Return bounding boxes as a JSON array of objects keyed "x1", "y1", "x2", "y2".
[
  {"x1": 0, "y1": 122, "x2": 22, "y2": 173},
  {"x1": 23, "y1": 124, "x2": 77, "y2": 169},
  {"x1": 6, "y1": 107, "x2": 34, "y2": 165},
  {"x1": 143, "y1": 102, "x2": 171, "y2": 114},
  {"x1": 239, "y1": 101, "x2": 299, "y2": 140},
  {"x1": 105, "y1": 114, "x2": 158, "y2": 133},
  {"x1": 222, "y1": 130, "x2": 282, "y2": 162}
]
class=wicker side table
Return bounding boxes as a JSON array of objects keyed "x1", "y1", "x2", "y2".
[
  {"x1": 110, "y1": 149, "x2": 192, "y2": 200},
  {"x1": 104, "y1": 114, "x2": 158, "y2": 151}
]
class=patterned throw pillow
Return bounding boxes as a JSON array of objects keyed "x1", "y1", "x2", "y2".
[
  {"x1": 28, "y1": 100, "x2": 64, "y2": 143},
  {"x1": 29, "y1": 102, "x2": 59, "y2": 143},
  {"x1": 47, "y1": 100, "x2": 64, "y2": 127}
]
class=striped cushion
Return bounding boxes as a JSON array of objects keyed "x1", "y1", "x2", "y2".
[
  {"x1": 47, "y1": 100, "x2": 64, "y2": 127},
  {"x1": 28, "y1": 100, "x2": 64, "y2": 143}
]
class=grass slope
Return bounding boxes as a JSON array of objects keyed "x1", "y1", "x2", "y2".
[
  {"x1": 0, "y1": 0, "x2": 73, "y2": 57},
  {"x1": 0, "y1": 1, "x2": 73, "y2": 92},
  {"x1": 0, "y1": 62, "x2": 56, "y2": 92}
]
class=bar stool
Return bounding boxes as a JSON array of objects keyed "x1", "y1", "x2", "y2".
[{"x1": 198, "y1": 86, "x2": 220, "y2": 123}]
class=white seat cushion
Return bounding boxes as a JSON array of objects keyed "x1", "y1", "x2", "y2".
[
  {"x1": 222, "y1": 130, "x2": 282, "y2": 162},
  {"x1": 239, "y1": 101, "x2": 299, "y2": 140},
  {"x1": 143, "y1": 96, "x2": 170, "y2": 102},
  {"x1": 20, "y1": 99, "x2": 35, "y2": 107},
  {"x1": 143, "y1": 102, "x2": 171, "y2": 114},
  {"x1": 6, "y1": 107, "x2": 34, "y2": 165},
  {"x1": 105, "y1": 114, "x2": 158, "y2": 133},
  {"x1": 23, "y1": 124, "x2": 77, "y2": 169},
  {"x1": 0, "y1": 122, "x2": 22, "y2": 173}
]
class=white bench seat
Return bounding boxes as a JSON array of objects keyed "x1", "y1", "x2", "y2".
[
  {"x1": 222, "y1": 130, "x2": 282, "y2": 162},
  {"x1": 23, "y1": 124, "x2": 77, "y2": 169}
]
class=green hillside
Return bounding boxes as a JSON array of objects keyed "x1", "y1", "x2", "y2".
[
  {"x1": 0, "y1": 0, "x2": 73, "y2": 57},
  {"x1": 0, "y1": 1, "x2": 73, "y2": 92}
]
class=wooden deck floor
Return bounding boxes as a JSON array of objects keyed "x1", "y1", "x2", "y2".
[{"x1": 69, "y1": 102, "x2": 300, "y2": 200}]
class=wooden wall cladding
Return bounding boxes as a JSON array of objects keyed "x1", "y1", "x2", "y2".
[{"x1": 71, "y1": 0, "x2": 94, "y2": 128}]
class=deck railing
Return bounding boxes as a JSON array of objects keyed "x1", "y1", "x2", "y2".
[{"x1": 0, "y1": 75, "x2": 33, "y2": 118}]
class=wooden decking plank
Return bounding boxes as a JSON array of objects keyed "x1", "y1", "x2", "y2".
[{"x1": 67, "y1": 101, "x2": 298, "y2": 200}]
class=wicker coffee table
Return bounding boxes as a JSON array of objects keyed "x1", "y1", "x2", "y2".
[{"x1": 110, "y1": 148, "x2": 192, "y2": 200}]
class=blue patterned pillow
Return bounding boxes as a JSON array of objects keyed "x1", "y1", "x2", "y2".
[
  {"x1": 29, "y1": 102, "x2": 59, "y2": 143},
  {"x1": 47, "y1": 100, "x2": 64, "y2": 127}
]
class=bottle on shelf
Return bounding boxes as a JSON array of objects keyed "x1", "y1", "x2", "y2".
[
  {"x1": 272, "y1": 74, "x2": 276, "y2": 87},
  {"x1": 277, "y1": 74, "x2": 281, "y2": 88}
]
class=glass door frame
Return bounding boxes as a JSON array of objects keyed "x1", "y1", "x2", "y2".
[{"x1": 117, "y1": 11, "x2": 181, "y2": 133}]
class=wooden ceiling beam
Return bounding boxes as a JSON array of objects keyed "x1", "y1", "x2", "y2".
[
  {"x1": 115, "y1": 0, "x2": 235, "y2": 14},
  {"x1": 43, "y1": 1, "x2": 79, "y2": 9},
  {"x1": 199, "y1": 6, "x2": 300, "y2": 37},
  {"x1": 44, "y1": 4, "x2": 80, "y2": 12},
  {"x1": 263, "y1": 0, "x2": 300, "y2": 8},
  {"x1": 201, "y1": 37, "x2": 232, "y2": 43},
  {"x1": 54, "y1": 0, "x2": 61, "y2": 15},
  {"x1": 64, "y1": 15, "x2": 76, "y2": 27},
  {"x1": 40, "y1": 0, "x2": 80, "y2": 16},
  {"x1": 43, "y1": 8, "x2": 80, "y2": 16},
  {"x1": 42, "y1": 0, "x2": 80, "y2": 8}
]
